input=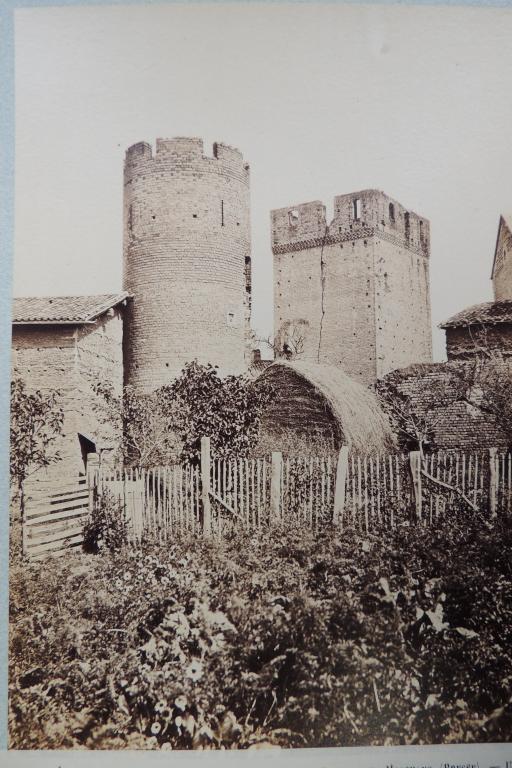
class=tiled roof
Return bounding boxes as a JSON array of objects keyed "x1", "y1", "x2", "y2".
[
  {"x1": 440, "y1": 300, "x2": 512, "y2": 329},
  {"x1": 12, "y1": 293, "x2": 130, "y2": 324}
]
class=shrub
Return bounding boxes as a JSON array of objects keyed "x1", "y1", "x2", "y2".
[
  {"x1": 158, "y1": 361, "x2": 274, "y2": 463},
  {"x1": 9, "y1": 512, "x2": 512, "y2": 749},
  {"x1": 83, "y1": 490, "x2": 128, "y2": 554}
]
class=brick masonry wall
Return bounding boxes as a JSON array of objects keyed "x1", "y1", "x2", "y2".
[
  {"x1": 445, "y1": 323, "x2": 512, "y2": 360},
  {"x1": 11, "y1": 311, "x2": 124, "y2": 485},
  {"x1": 378, "y1": 362, "x2": 509, "y2": 451},
  {"x1": 123, "y1": 138, "x2": 251, "y2": 393},
  {"x1": 493, "y1": 221, "x2": 512, "y2": 301},
  {"x1": 272, "y1": 189, "x2": 432, "y2": 386}
]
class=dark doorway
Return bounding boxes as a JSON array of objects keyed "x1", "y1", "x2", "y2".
[{"x1": 78, "y1": 433, "x2": 96, "y2": 475}]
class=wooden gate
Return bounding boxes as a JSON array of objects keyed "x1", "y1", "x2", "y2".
[{"x1": 23, "y1": 478, "x2": 89, "y2": 560}]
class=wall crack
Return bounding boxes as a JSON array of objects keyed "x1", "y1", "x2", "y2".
[{"x1": 317, "y1": 224, "x2": 329, "y2": 363}]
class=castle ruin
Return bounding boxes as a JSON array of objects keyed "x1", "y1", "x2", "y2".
[{"x1": 11, "y1": 138, "x2": 445, "y2": 478}]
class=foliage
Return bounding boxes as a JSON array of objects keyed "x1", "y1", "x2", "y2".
[
  {"x1": 93, "y1": 363, "x2": 273, "y2": 466},
  {"x1": 159, "y1": 361, "x2": 274, "y2": 462},
  {"x1": 9, "y1": 511, "x2": 512, "y2": 749},
  {"x1": 92, "y1": 381, "x2": 182, "y2": 468},
  {"x1": 83, "y1": 490, "x2": 129, "y2": 554},
  {"x1": 10, "y1": 377, "x2": 64, "y2": 495}
]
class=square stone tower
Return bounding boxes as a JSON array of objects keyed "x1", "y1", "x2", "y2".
[{"x1": 271, "y1": 189, "x2": 432, "y2": 386}]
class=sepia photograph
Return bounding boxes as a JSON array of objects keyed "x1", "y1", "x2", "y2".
[{"x1": 6, "y1": 0, "x2": 512, "y2": 753}]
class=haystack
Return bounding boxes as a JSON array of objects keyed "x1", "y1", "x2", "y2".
[{"x1": 255, "y1": 360, "x2": 395, "y2": 455}]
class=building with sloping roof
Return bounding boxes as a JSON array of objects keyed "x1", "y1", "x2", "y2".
[
  {"x1": 491, "y1": 213, "x2": 512, "y2": 301},
  {"x1": 440, "y1": 300, "x2": 512, "y2": 361},
  {"x1": 12, "y1": 293, "x2": 129, "y2": 482},
  {"x1": 254, "y1": 360, "x2": 395, "y2": 456}
]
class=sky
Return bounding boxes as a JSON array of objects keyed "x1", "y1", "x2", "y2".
[{"x1": 13, "y1": 1, "x2": 512, "y2": 361}]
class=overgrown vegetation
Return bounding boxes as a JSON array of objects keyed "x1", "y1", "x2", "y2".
[
  {"x1": 9, "y1": 512, "x2": 512, "y2": 749},
  {"x1": 83, "y1": 490, "x2": 129, "y2": 554},
  {"x1": 94, "y1": 361, "x2": 273, "y2": 466},
  {"x1": 159, "y1": 361, "x2": 273, "y2": 462}
]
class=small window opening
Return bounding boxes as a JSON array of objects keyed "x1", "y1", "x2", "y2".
[
  {"x1": 353, "y1": 198, "x2": 361, "y2": 220},
  {"x1": 221, "y1": 200, "x2": 224, "y2": 227},
  {"x1": 288, "y1": 209, "x2": 299, "y2": 226},
  {"x1": 193, "y1": 214, "x2": 197, "y2": 219},
  {"x1": 389, "y1": 203, "x2": 395, "y2": 221},
  {"x1": 404, "y1": 211, "x2": 410, "y2": 237},
  {"x1": 152, "y1": 214, "x2": 156, "y2": 220}
]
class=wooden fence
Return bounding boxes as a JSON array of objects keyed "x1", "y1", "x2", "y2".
[
  {"x1": 21, "y1": 441, "x2": 512, "y2": 558},
  {"x1": 94, "y1": 441, "x2": 512, "y2": 543}
]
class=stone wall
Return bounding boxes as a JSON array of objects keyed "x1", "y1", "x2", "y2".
[
  {"x1": 272, "y1": 189, "x2": 432, "y2": 387},
  {"x1": 493, "y1": 219, "x2": 512, "y2": 301},
  {"x1": 123, "y1": 138, "x2": 251, "y2": 393},
  {"x1": 11, "y1": 310, "x2": 124, "y2": 484}
]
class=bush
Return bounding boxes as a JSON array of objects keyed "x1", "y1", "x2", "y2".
[
  {"x1": 83, "y1": 490, "x2": 128, "y2": 554},
  {"x1": 9, "y1": 512, "x2": 512, "y2": 749},
  {"x1": 159, "y1": 361, "x2": 274, "y2": 463}
]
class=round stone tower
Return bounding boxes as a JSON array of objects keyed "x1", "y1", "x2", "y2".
[{"x1": 123, "y1": 137, "x2": 251, "y2": 393}]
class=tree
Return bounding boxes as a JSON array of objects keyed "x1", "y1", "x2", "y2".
[
  {"x1": 10, "y1": 377, "x2": 64, "y2": 512},
  {"x1": 257, "y1": 321, "x2": 307, "y2": 361},
  {"x1": 378, "y1": 351, "x2": 512, "y2": 455},
  {"x1": 451, "y1": 352, "x2": 512, "y2": 448},
  {"x1": 159, "y1": 361, "x2": 274, "y2": 462},
  {"x1": 377, "y1": 367, "x2": 457, "y2": 456}
]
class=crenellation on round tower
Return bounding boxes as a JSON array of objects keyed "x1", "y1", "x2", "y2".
[{"x1": 123, "y1": 136, "x2": 251, "y2": 394}]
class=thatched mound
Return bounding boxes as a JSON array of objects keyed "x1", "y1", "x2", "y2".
[{"x1": 255, "y1": 360, "x2": 395, "y2": 455}]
